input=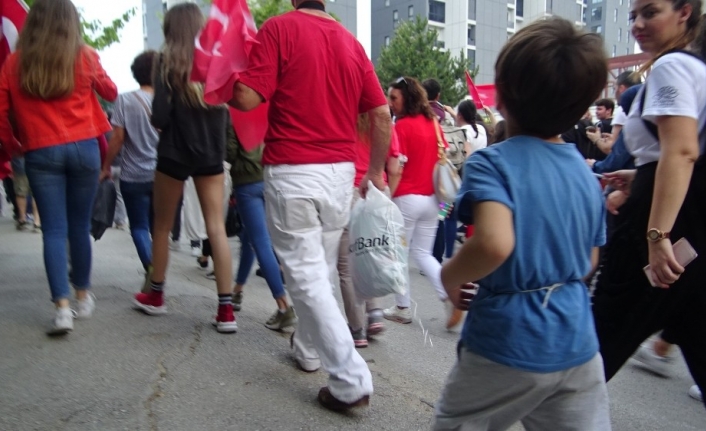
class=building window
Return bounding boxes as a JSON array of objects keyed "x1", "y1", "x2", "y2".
[
  {"x1": 385, "y1": 0, "x2": 390, "y2": 5},
  {"x1": 627, "y1": 32, "x2": 630, "y2": 44},
  {"x1": 620, "y1": 0, "x2": 623, "y2": 4},
  {"x1": 429, "y1": 0, "x2": 446, "y2": 23},
  {"x1": 508, "y1": 9, "x2": 514, "y2": 27},
  {"x1": 612, "y1": 45, "x2": 617, "y2": 57},
  {"x1": 468, "y1": 0, "x2": 477, "y2": 20},
  {"x1": 618, "y1": 28, "x2": 622, "y2": 41},
  {"x1": 546, "y1": 0, "x2": 553, "y2": 13},
  {"x1": 385, "y1": 36, "x2": 390, "y2": 47},
  {"x1": 393, "y1": 9, "x2": 399, "y2": 24},
  {"x1": 591, "y1": 7, "x2": 602, "y2": 21},
  {"x1": 614, "y1": 8, "x2": 618, "y2": 22},
  {"x1": 162, "y1": 0, "x2": 167, "y2": 13},
  {"x1": 626, "y1": 47, "x2": 631, "y2": 55},
  {"x1": 467, "y1": 49, "x2": 475, "y2": 67},
  {"x1": 591, "y1": 25, "x2": 603, "y2": 34},
  {"x1": 408, "y1": 5, "x2": 414, "y2": 17},
  {"x1": 467, "y1": 25, "x2": 476, "y2": 45},
  {"x1": 435, "y1": 39, "x2": 446, "y2": 48},
  {"x1": 517, "y1": 0, "x2": 524, "y2": 17}
]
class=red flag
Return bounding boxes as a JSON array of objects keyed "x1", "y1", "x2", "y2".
[
  {"x1": 475, "y1": 84, "x2": 496, "y2": 109},
  {"x1": 0, "y1": 0, "x2": 27, "y2": 65},
  {"x1": 464, "y1": 70, "x2": 484, "y2": 110},
  {"x1": 192, "y1": 0, "x2": 268, "y2": 151}
]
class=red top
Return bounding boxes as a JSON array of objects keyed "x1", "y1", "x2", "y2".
[
  {"x1": 0, "y1": 46, "x2": 117, "y2": 153},
  {"x1": 393, "y1": 115, "x2": 447, "y2": 198},
  {"x1": 240, "y1": 11, "x2": 387, "y2": 166},
  {"x1": 354, "y1": 128, "x2": 400, "y2": 187}
]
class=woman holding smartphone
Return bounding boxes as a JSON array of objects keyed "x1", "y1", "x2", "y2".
[{"x1": 592, "y1": 0, "x2": 706, "y2": 408}]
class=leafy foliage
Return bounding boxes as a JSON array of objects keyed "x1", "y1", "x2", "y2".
[
  {"x1": 376, "y1": 16, "x2": 478, "y2": 107},
  {"x1": 23, "y1": 0, "x2": 135, "y2": 50}
]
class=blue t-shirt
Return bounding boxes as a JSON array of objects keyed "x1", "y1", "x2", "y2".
[{"x1": 456, "y1": 136, "x2": 606, "y2": 373}]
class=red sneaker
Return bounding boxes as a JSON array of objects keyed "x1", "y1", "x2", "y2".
[
  {"x1": 214, "y1": 304, "x2": 238, "y2": 334},
  {"x1": 133, "y1": 292, "x2": 167, "y2": 316}
]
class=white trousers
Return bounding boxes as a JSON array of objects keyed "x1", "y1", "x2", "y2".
[
  {"x1": 393, "y1": 194, "x2": 447, "y2": 307},
  {"x1": 264, "y1": 162, "x2": 373, "y2": 403}
]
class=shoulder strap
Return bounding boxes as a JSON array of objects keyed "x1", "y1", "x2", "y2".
[
  {"x1": 433, "y1": 118, "x2": 447, "y2": 163},
  {"x1": 132, "y1": 91, "x2": 153, "y2": 117},
  {"x1": 639, "y1": 49, "x2": 706, "y2": 140}
]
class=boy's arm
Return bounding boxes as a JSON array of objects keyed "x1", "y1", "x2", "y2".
[
  {"x1": 584, "y1": 247, "x2": 600, "y2": 282},
  {"x1": 441, "y1": 201, "x2": 515, "y2": 297}
]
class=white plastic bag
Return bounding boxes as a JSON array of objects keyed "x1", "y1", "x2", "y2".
[{"x1": 348, "y1": 182, "x2": 408, "y2": 298}]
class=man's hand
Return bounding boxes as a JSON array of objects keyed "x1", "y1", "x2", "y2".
[
  {"x1": 586, "y1": 129, "x2": 601, "y2": 143},
  {"x1": 604, "y1": 169, "x2": 636, "y2": 194},
  {"x1": 606, "y1": 190, "x2": 627, "y2": 215},
  {"x1": 99, "y1": 167, "x2": 111, "y2": 182},
  {"x1": 359, "y1": 171, "x2": 385, "y2": 198}
]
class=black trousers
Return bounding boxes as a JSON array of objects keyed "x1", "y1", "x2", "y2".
[{"x1": 592, "y1": 161, "x2": 706, "y2": 410}]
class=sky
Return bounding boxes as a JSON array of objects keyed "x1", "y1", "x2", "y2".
[{"x1": 72, "y1": 0, "x2": 145, "y2": 93}]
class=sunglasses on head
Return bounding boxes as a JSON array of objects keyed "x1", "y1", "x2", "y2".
[{"x1": 395, "y1": 76, "x2": 408, "y2": 86}]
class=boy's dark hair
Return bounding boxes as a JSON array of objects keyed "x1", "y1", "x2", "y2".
[
  {"x1": 616, "y1": 71, "x2": 641, "y2": 88},
  {"x1": 131, "y1": 50, "x2": 158, "y2": 87},
  {"x1": 422, "y1": 78, "x2": 441, "y2": 101},
  {"x1": 595, "y1": 98, "x2": 615, "y2": 113},
  {"x1": 494, "y1": 18, "x2": 606, "y2": 138}
]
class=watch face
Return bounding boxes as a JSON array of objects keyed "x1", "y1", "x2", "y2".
[{"x1": 648, "y1": 230, "x2": 660, "y2": 240}]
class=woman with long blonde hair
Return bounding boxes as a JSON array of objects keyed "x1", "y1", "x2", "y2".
[
  {"x1": 132, "y1": 3, "x2": 236, "y2": 333},
  {"x1": 0, "y1": 0, "x2": 117, "y2": 335}
]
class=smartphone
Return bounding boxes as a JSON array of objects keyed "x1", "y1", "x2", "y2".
[{"x1": 643, "y1": 238, "x2": 698, "y2": 287}]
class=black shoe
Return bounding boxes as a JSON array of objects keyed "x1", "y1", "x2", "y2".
[{"x1": 255, "y1": 267, "x2": 264, "y2": 278}]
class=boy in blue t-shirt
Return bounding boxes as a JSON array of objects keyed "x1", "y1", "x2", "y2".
[{"x1": 432, "y1": 18, "x2": 611, "y2": 431}]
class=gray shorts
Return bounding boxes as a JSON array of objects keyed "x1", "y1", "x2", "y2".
[
  {"x1": 432, "y1": 349, "x2": 611, "y2": 431},
  {"x1": 13, "y1": 174, "x2": 29, "y2": 197}
]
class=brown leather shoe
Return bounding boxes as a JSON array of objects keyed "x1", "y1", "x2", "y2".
[{"x1": 317, "y1": 387, "x2": 369, "y2": 412}]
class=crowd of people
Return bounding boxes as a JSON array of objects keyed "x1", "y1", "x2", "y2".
[{"x1": 0, "y1": 0, "x2": 704, "y2": 425}]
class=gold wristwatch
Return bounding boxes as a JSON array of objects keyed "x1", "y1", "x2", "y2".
[{"x1": 646, "y1": 228, "x2": 670, "y2": 242}]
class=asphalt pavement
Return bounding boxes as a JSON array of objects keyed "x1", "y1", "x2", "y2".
[{"x1": 0, "y1": 215, "x2": 703, "y2": 431}]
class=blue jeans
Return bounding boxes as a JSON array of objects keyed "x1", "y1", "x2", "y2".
[
  {"x1": 234, "y1": 181, "x2": 285, "y2": 299},
  {"x1": 24, "y1": 139, "x2": 100, "y2": 302},
  {"x1": 433, "y1": 208, "x2": 458, "y2": 262},
  {"x1": 121, "y1": 180, "x2": 153, "y2": 269}
]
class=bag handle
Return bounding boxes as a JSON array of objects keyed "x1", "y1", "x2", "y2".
[{"x1": 433, "y1": 117, "x2": 448, "y2": 164}]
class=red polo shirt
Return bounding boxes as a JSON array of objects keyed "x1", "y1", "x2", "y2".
[{"x1": 240, "y1": 11, "x2": 387, "y2": 166}]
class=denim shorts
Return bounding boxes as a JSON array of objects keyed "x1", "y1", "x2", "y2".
[{"x1": 156, "y1": 157, "x2": 223, "y2": 182}]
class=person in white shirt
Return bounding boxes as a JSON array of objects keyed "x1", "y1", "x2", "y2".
[
  {"x1": 455, "y1": 100, "x2": 488, "y2": 157},
  {"x1": 592, "y1": 0, "x2": 706, "y2": 410}
]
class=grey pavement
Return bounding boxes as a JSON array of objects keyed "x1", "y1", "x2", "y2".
[{"x1": 0, "y1": 215, "x2": 703, "y2": 431}]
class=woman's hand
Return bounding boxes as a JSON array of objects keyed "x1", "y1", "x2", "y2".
[
  {"x1": 98, "y1": 167, "x2": 111, "y2": 182},
  {"x1": 604, "y1": 169, "x2": 636, "y2": 194},
  {"x1": 648, "y1": 240, "x2": 684, "y2": 288}
]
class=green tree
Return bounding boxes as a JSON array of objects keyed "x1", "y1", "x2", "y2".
[
  {"x1": 23, "y1": 0, "x2": 135, "y2": 50},
  {"x1": 376, "y1": 16, "x2": 478, "y2": 107},
  {"x1": 247, "y1": 0, "x2": 293, "y2": 28}
]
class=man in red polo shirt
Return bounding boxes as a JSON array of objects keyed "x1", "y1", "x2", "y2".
[{"x1": 229, "y1": 0, "x2": 391, "y2": 412}]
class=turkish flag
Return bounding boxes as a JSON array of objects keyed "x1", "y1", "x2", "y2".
[
  {"x1": 192, "y1": 0, "x2": 268, "y2": 151},
  {"x1": 0, "y1": 0, "x2": 27, "y2": 65},
  {"x1": 475, "y1": 84, "x2": 496, "y2": 109},
  {"x1": 465, "y1": 70, "x2": 484, "y2": 110}
]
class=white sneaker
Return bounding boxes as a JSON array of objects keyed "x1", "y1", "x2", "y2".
[
  {"x1": 76, "y1": 292, "x2": 96, "y2": 319},
  {"x1": 190, "y1": 245, "x2": 201, "y2": 257},
  {"x1": 382, "y1": 305, "x2": 412, "y2": 324},
  {"x1": 47, "y1": 307, "x2": 74, "y2": 336},
  {"x1": 632, "y1": 345, "x2": 672, "y2": 377},
  {"x1": 169, "y1": 240, "x2": 181, "y2": 251},
  {"x1": 689, "y1": 385, "x2": 703, "y2": 402},
  {"x1": 290, "y1": 332, "x2": 320, "y2": 372}
]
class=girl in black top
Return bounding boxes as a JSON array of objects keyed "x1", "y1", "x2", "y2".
[{"x1": 133, "y1": 3, "x2": 236, "y2": 334}]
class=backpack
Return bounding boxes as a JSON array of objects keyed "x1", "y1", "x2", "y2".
[{"x1": 440, "y1": 124, "x2": 468, "y2": 170}]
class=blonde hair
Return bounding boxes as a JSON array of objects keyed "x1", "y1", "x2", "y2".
[
  {"x1": 638, "y1": 0, "x2": 704, "y2": 74},
  {"x1": 159, "y1": 3, "x2": 212, "y2": 109},
  {"x1": 17, "y1": 0, "x2": 83, "y2": 99}
]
